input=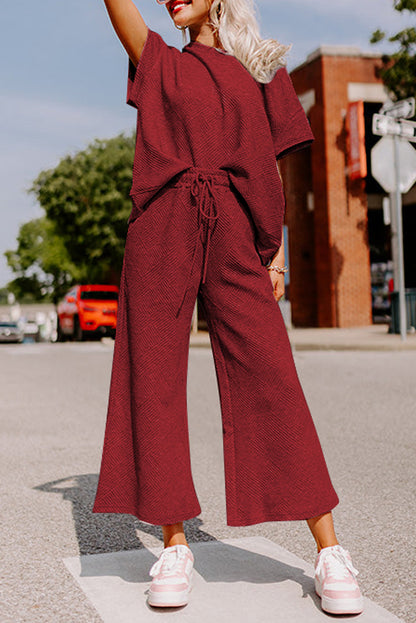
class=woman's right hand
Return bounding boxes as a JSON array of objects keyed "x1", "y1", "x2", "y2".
[
  {"x1": 269, "y1": 270, "x2": 285, "y2": 303},
  {"x1": 103, "y1": 0, "x2": 148, "y2": 66}
]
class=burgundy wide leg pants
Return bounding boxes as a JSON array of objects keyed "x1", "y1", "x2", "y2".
[{"x1": 93, "y1": 167, "x2": 339, "y2": 527}]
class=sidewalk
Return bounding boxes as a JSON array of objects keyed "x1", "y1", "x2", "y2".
[
  {"x1": 189, "y1": 324, "x2": 416, "y2": 351},
  {"x1": 2, "y1": 342, "x2": 413, "y2": 622},
  {"x1": 64, "y1": 536, "x2": 404, "y2": 623}
]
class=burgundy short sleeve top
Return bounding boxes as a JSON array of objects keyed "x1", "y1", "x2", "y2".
[{"x1": 127, "y1": 28, "x2": 313, "y2": 264}]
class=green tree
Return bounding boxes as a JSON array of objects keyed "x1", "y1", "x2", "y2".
[
  {"x1": 370, "y1": 0, "x2": 416, "y2": 102},
  {"x1": 30, "y1": 132, "x2": 135, "y2": 284},
  {"x1": 5, "y1": 217, "x2": 81, "y2": 303},
  {"x1": 0, "y1": 288, "x2": 10, "y2": 305}
]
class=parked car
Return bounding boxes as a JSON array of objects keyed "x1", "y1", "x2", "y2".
[
  {"x1": 22, "y1": 317, "x2": 40, "y2": 342},
  {"x1": 0, "y1": 321, "x2": 24, "y2": 344},
  {"x1": 56, "y1": 285, "x2": 119, "y2": 341},
  {"x1": 371, "y1": 261, "x2": 393, "y2": 322}
]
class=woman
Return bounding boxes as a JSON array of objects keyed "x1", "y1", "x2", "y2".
[{"x1": 93, "y1": 0, "x2": 364, "y2": 615}]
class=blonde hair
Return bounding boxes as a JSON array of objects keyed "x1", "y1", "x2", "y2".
[{"x1": 180, "y1": 0, "x2": 291, "y2": 83}]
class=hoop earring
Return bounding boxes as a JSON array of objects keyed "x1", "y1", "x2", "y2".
[{"x1": 174, "y1": 23, "x2": 187, "y2": 30}]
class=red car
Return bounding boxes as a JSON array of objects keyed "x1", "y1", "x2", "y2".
[{"x1": 56, "y1": 285, "x2": 119, "y2": 341}]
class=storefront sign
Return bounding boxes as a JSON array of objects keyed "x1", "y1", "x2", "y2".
[{"x1": 346, "y1": 101, "x2": 367, "y2": 180}]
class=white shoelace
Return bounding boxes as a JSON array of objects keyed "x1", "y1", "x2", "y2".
[
  {"x1": 149, "y1": 546, "x2": 189, "y2": 578},
  {"x1": 315, "y1": 546, "x2": 359, "y2": 581}
]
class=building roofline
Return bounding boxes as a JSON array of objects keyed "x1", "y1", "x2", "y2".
[{"x1": 292, "y1": 45, "x2": 382, "y2": 71}]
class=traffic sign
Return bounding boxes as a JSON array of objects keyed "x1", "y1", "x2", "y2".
[
  {"x1": 372, "y1": 114, "x2": 416, "y2": 142},
  {"x1": 371, "y1": 96, "x2": 416, "y2": 342},
  {"x1": 371, "y1": 135, "x2": 416, "y2": 194},
  {"x1": 379, "y1": 97, "x2": 415, "y2": 120}
]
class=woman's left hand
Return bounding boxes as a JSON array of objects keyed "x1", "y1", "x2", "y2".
[{"x1": 269, "y1": 271, "x2": 285, "y2": 302}]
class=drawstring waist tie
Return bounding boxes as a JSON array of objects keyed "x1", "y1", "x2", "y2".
[{"x1": 172, "y1": 167, "x2": 229, "y2": 317}]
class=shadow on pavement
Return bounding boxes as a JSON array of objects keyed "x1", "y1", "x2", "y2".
[
  {"x1": 34, "y1": 473, "x2": 217, "y2": 555},
  {"x1": 34, "y1": 474, "x2": 318, "y2": 610},
  {"x1": 75, "y1": 539, "x2": 316, "y2": 605}
]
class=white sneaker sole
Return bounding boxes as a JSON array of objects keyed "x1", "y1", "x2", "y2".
[
  {"x1": 147, "y1": 586, "x2": 191, "y2": 608},
  {"x1": 148, "y1": 569, "x2": 193, "y2": 608},
  {"x1": 321, "y1": 594, "x2": 364, "y2": 615},
  {"x1": 316, "y1": 580, "x2": 364, "y2": 614}
]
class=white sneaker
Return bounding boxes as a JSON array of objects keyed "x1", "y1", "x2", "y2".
[
  {"x1": 147, "y1": 544, "x2": 194, "y2": 607},
  {"x1": 314, "y1": 545, "x2": 364, "y2": 615}
]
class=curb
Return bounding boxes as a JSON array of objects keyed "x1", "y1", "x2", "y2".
[{"x1": 189, "y1": 328, "x2": 416, "y2": 351}]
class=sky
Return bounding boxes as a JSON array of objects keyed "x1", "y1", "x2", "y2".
[{"x1": 0, "y1": 0, "x2": 410, "y2": 288}]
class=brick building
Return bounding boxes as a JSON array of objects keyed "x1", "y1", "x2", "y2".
[{"x1": 280, "y1": 46, "x2": 396, "y2": 327}]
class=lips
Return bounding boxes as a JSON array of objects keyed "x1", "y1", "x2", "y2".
[{"x1": 171, "y1": 0, "x2": 191, "y2": 13}]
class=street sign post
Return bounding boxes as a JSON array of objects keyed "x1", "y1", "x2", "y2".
[
  {"x1": 371, "y1": 135, "x2": 416, "y2": 193},
  {"x1": 379, "y1": 97, "x2": 415, "y2": 119},
  {"x1": 393, "y1": 134, "x2": 407, "y2": 342},
  {"x1": 373, "y1": 114, "x2": 416, "y2": 142},
  {"x1": 371, "y1": 96, "x2": 416, "y2": 341}
]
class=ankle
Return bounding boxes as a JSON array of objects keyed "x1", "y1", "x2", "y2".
[
  {"x1": 162, "y1": 522, "x2": 188, "y2": 549},
  {"x1": 164, "y1": 536, "x2": 189, "y2": 548},
  {"x1": 317, "y1": 539, "x2": 339, "y2": 553},
  {"x1": 162, "y1": 531, "x2": 189, "y2": 549}
]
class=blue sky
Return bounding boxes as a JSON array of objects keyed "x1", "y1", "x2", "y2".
[{"x1": 0, "y1": 0, "x2": 410, "y2": 287}]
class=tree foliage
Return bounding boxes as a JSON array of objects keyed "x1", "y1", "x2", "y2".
[
  {"x1": 0, "y1": 288, "x2": 10, "y2": 305},
  {"x1": 30, "y1": 132, "x2": 135, "y2": 285},
  {"x1": 5, "y1": 133, "x2": 135, "y2": 302},
  {"x1": 5, "y1": 217, "x2": 81, "y2": 303},
  {"x1": 370, "y1": 0, "x2": 416, "y2": 102}
]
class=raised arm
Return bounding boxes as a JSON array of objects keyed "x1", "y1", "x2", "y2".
[{"x1": 103, "y1": 0, "x2": 148, "y2": 66}]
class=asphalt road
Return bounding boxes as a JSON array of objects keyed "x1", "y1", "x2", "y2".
[{"x1": 1, "y1": 342, "x2": 415, "y2": 622}]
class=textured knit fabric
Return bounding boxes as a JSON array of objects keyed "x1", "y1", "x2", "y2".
[
  {"x1": 125, "y1": 28, "x2": 314, "y2": 266},
  {"x1": 93, "y1": 28, "x2": 338, "y2": 526},
  {"x1": 93, "y1": 165, "x2": 339, "y2": 526}
]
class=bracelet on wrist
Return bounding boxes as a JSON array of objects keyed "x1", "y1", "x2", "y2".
[{"x1": 267, "y1": 264, "x2": 289, "y2": 274}]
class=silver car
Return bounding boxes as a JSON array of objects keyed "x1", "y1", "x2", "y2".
[{"x1": 0, "y1": 321, "x2": 24, "y2": 343}]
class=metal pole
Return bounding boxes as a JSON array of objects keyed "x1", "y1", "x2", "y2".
[
  {"x1": 393, "y1": 134, "x2": 407, "y2": 341},
  {"x1": 389, "y1": 192, "x2": 400, "y2": 290}
]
